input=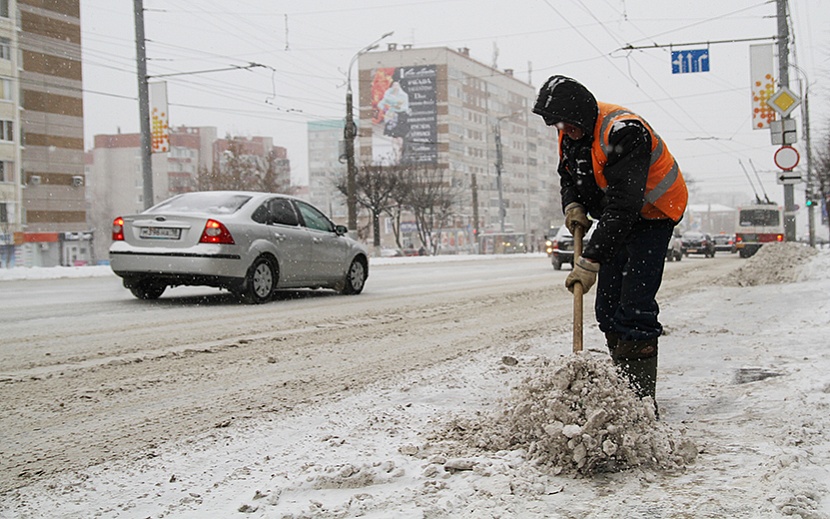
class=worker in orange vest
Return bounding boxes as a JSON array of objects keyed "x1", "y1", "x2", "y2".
[{"x1": 533, "y1": 75, "x2": 688, "y2": 413}]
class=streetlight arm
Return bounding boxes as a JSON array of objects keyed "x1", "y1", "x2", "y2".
[
  {"x1": 344, "y1": 31, "x2": 394, "y2": 233},
  {"x1": 347, "y1": 31, "x2": 395, "y2": 92}
]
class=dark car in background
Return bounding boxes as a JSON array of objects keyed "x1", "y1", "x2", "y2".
[
  {"x1": 712, "y1": 233, "x2": 736, "y2": 254},
  {"x1": 546, "y1": 224, "x2": 595, "y2": 270},
  {"x1": 681, "y1": 231, "x2": 716, "y2": 258}
]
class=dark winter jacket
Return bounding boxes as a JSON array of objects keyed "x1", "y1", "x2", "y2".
[{"x1": 533, "y1": 76, "x2": 686, "y2": 264}]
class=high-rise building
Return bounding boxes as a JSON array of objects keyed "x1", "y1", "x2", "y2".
[
  {"x1": 307, "y1": 119, "x2": 348, "y2": 222},
  {"x1": 0, "y1": 0, "x2": 88, "y2": 267},
  {"x1": 0, "y1": 0, "x2": 22, "y2": 267},
  {"x1": 17, "y1": 0, "x2": 87, "y2": 266},
  {"x1": 352, "y1": 44, "x2": 561, "y2": 252}
]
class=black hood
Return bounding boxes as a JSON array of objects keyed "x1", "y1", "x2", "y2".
[{"x1": 532, "y1": 76, "x2": 598, "y2": 135}]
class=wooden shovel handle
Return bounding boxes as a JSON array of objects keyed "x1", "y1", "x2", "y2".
[{"x1": 572, "y1": 226, "x2": 584, "y2": 353}]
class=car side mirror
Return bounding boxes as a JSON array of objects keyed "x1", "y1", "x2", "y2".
[{"x1": 335, "y1": 224, "x2": 348, "y2": 236}]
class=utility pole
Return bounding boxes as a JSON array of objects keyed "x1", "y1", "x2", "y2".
[
  {"x1": 134, "y1": 0, "x2": 153, "y2": 210},
  {"x1": 471, "y1": 173, "x2": 479, "y2": 253},
  {"x1": 803, "y1": 89, "x2": 815, "y2": 247},
  {"x1": 344, "y1": 84, "x2": 357, "y2": 231},
  {"x1": 494, "y1": 121, "x2": 506, "y2": 233},
  {"x1": 344, "y1": 32, "x2": 393, "y2": 233},
  {"x1": 776, "y1": 0, "x2": 796, "y2": 242}
]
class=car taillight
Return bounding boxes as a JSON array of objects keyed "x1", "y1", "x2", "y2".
[
  {"x1": 776, "y1": 234, "x2": 784, "y2": 242},
  {"x1": 199, "y1": 219, "x2": 235, "y2": 244},
  {"x1": 112, "y1": 217, "x2": 124, "y2": 241}
]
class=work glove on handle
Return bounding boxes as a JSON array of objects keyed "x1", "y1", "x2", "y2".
[
  {"x1": 564, "y1": 202, "x2": 592, "y2": 233},
  {"x1": 565, "y1": 256, "x2": 599, "y2": 294}
]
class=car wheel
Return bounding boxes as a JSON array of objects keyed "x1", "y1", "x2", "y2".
[
  {"x1": 675, "y1": 251, "x2": 682, "y2": 261},
  {"x1": 341, "y1": 258, "x2": 367, "y2": 295},
  {"x1": 240, "y1": 256, "x2": 277, "y2": 304},
  {"x1": 552, "y1": 256, "x2": 563, "y2": 270},
  {"x1": 129, "y1": 280, "x2": 166, "y2": 300}
]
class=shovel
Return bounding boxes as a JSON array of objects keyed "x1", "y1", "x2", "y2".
[{"x1": 572, "y1": 226, "x2": 585, "y2": 353}]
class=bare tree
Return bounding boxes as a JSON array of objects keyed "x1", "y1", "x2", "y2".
[
  {"x1": 197, "y1": 137, "x2": 294, "y2": 194},
  {"x1": 260, "y1": 148, "x2": 294, "y2": 194},
  {"x1": 385, "y1": 176, "x2": 410, "y2": 249},
  {"x1": 335, "y1": 162, "x2": 401, "y2": 248},
  {"x1": 198, "y1": 138, "x2": 253, "y2": 191},
  {"x1": 404, "y1": 165, "x2": 459, "y2": 255}
]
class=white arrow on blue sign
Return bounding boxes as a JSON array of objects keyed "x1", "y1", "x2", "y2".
[{"x1": 671, "y1": 49, "x2": 710, "y2": 74}]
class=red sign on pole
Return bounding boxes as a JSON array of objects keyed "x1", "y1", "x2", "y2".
[{"x1": 773, "y1": 145, "x2": 800, "y2": 171}]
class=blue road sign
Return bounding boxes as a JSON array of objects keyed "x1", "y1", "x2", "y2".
[{"x1": 671, "y1": 49, "x2": 710, "y2": 74}]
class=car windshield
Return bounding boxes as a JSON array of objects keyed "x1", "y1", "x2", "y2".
[{"x1": 147, "y1": 193, "x2": 252, "y2": 214}]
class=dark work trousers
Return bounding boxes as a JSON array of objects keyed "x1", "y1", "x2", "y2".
[{"x1": 594, "y1": 218, "x2": 676, "y2": 342}]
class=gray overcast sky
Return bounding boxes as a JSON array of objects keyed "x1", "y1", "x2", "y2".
[{"x1": 81, "y1": 0, "x2": 829, "y2": 211}]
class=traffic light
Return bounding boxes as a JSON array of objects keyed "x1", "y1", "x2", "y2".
[{"x1": 805, "y1": 189, "x2": 817, "y2": 207}]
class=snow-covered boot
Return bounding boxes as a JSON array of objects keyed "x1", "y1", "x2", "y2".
[
  {"x1": 609, "y1": 337, "x2": 659, "y2": 416},
  {"x1": 605, "y1": 332, "x2": 620, "y2": 352},
  {"x1": 619, "y1": 355, "x2": 657, "y2": 401}
]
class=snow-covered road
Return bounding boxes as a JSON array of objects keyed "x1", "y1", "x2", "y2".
[{"x1": 2, "y1": 248, "x2": 828, "y2": 518}]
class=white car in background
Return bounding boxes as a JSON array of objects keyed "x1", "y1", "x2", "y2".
[
  {"x1": 109, "y1": 191, "x2": 369, "y2": 303},
  {"x1": 666, "y1": 232, "x2": 683, "y2": 262}
]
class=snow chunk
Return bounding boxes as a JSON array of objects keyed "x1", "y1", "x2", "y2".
[{"x1": 442, "y1": 353, "x2": 696, "y2": 476}]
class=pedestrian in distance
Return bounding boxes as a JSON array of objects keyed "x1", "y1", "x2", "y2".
[{"x1": 532, "y1": 75, "x2": 688, "y2": 412}]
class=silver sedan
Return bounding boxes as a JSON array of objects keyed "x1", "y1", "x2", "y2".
[{"x1": 109, "y1": 191, "x2": 369, "y2": 303}]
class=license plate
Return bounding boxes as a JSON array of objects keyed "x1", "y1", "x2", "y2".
[
  {"x1": 687, "y1": 248, "x2": 698, "y2": 253},
  {"x1": 140, "y1": 226, "x2": 181, "y2": 240}
]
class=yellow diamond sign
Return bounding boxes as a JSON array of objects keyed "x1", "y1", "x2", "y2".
[{"x1": 767, "y1": 86, "x2": 801, "y2": 117}]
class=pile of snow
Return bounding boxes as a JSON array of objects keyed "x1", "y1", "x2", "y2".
[
  {"x1": 440, "y1": 354, "x2": 697, "y2": 477},
  {"x1": 720, "y1": 242, "x2": 818, "y2": 286}
]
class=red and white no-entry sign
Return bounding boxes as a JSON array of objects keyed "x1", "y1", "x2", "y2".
[{"x1": 773, "y1": 145, "x2": 800, "y2": 171}]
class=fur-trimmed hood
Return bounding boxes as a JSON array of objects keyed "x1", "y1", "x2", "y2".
[{"x1": 532, "y1": 76, "x2": 598, "y2": 135}]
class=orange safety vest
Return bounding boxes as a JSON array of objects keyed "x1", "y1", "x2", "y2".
[{"x1": 559, "y1": 102, "x2": 688, "y2": 221}]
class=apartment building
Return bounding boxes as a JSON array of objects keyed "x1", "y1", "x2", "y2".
[
  {"x1": 88, "y1": 128, "x2": 294, "y2": 261},
  {"x1": 17, "y1": 0, "x2": 87, "y2": 266},
  {"x1": 352, "y1": 44, "x2": 561, "y2": 252},
  {"x1": 307, "y1": 119, "x2": 348, "y2": 222},
  {"x1": 88, "y1": 126, "x2": 217, "y2": 261},
  {"x1": 0, "y1": 0, "x2": 21, "y2": 267}
]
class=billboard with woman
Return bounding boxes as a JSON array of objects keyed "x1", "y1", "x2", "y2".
[{"x1": 370, "y1": 65, "x2": 437, "y2": 166}]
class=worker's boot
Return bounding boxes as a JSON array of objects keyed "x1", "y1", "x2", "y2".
[
  {"x1": 608, "y1": 337, "x2": 659, "y2": 418},
  {"x1": 604, "y1": 332, "x2": 620, "y2": 352}
]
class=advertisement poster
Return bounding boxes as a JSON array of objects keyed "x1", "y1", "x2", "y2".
[
  {"x1": 749, "y1": 44, "x2": 775, "y2": 130},
  {"x1": 149, "y1": 81, "x2": 170, "y2": 153},
  {"x1": 370, "y1": 65, "x2": 437, "y2": 166}
]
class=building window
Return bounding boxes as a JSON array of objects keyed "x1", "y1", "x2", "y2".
[
  {"x1": 0, "y1": 0, "x2": 8, "y2": 18},
  {"x1": 0, "y1": 202, "x2": 7, "y2": 223},
  {"x1": 0, "y1": 78, "x2": 11, "y2": 101},
  {"x1": 0, "y1": 161, "x2": 11, "y2": 182},
  {"x1": 0, "y1": 120, "x2": 12, "y2": 142},
  {"x1": 0, "y1": 38, "x2": 9, "y2": 61}
]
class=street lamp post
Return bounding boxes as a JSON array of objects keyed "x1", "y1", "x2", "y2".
[
  {"x1": 345, "y1": 32, "x2": 393, "y2": 232},
  {"x1": 494, "y1": 111, "x2": 521, "y2": 234},
  {"x1": 494, "y1": 121, "x2": 506, "y2": 234}
]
